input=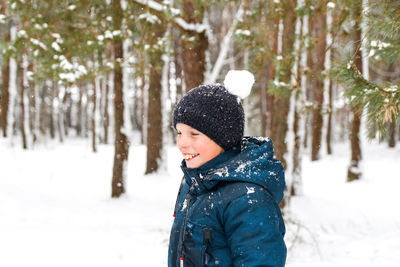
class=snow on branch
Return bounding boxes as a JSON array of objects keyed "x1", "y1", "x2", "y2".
[
  {"x1": 133, "y1": 0, "x2": 206, "y2": 33},
  {"x1": 134, "y1": 0, "x2": 164, "y2": 12},
  {"x1": 206, "y1": 3, "x2": 245, "y2": 84},
  {"x1": 174, "y1": 17, "x2": 207, "y2": 33},
  {"x1": 333, "y1": 61, "x2": 400, "y2": 136}
]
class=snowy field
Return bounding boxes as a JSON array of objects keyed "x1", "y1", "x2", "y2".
[{"x1": 1, "y1": 138, "x2": 399, "y2": 267}]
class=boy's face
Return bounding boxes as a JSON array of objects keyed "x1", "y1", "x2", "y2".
[{"x1": 176, "y1": 123, "x2": 224, "y2": 169}]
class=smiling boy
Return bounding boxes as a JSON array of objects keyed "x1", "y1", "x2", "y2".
[{"x1": 168, "y1": 76, "x2": 287, "y2": 267}]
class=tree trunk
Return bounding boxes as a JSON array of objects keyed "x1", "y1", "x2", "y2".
[
  {"x1": 63, "y1": 90, "x2": 72, "y2": 136},
  {"x1": 84, "y1": 84, "x2": 89, "y2": 138},
  {"x1": 264, "y1": 7, "x2": 279, "y2": 139},
  {"x1": 138, "y1": 49, "x2": 146, "y2": 145},
  {"x1": 173, "y1": 28, "x2": 184, "y2": 99},
  {"x1": 347, "y1": 104, "x2": 362, "y2": 182},
  {"x1": 145, "y1": 1, "x2": 166, "y2": 174},
  {"x1": 269, "y1": 0, "x2": 297, "y2": 169},
  {"x1": 103, "y1": 74, "x2": 110, "y2": 144},
  {"x1": 326, "y1": 10, "x2": 335, "y2": 155},
  {"x1": 387, "y1": 63, "x2": 396, "y2": 148},
  {"x1": 17, "y1": 60, "x2": 27, "y2": 149},
  {"x1": 0, "y1": 15, "x2": 10, "y2": 137},
  {"x1": 388, "y1": 121, "x2": 396, "y2": 148},
  {"x1": 76, "y1": 84, "x2": 83, "y2": 136},
  {"x1": 92, "y1": 79, "x2": 97, "y2": 152},
  {"x1": 180, "y1": 0, "x2": 208, "y2": 91},
  {"x1": 39, "y1": 83, "x2": 47, "y2": 137},
  {"x1": 27, "y1": 61, "x2": 37, "y2": 143},
  {"x1": 291, "y1": 97, "x2": 302, "y2": 196},
  {"x1": 145, "y1": 60, "x2": 163, "y2": 173},
  {"x1": 290, "y1": 10, "x2": 307, "y2": 198},
  {"x1": 259, "y1": 71, "x2": 267, "y2": 136},
  {"x1": 55, "y1": 83, "x2": 64, "y2": 143},
  {"x1": 347, "y1": 2, "x2": 363, "y2": 182},
  {"x1": 326, "y1": 77, "x2": 333, "y2": 155},
  {"x1": 259, "y1": 2, "x2": 279, "y2": 137},
  {"x1": 0, "y1": 58, "x2": 10, "y2": 138},
  {"x1": 310, "y1": 3, "x2": 327, "y2": 161},
  {"x1": 111, "y1": 0, "x2": 129, "y2": 198},
  {"x1": 49, "y1": 81, "x2": 55, "y2": 139}
]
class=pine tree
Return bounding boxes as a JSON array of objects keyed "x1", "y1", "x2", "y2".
[{"x1": 333, "y1": 0, "x2": 400, "y2": 138}]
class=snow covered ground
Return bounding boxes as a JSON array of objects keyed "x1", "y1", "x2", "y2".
[{"x1": 1, "y1": 138, "x2": 399, "y2": 266}]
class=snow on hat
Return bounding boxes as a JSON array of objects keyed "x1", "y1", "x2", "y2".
[{"x1": 173, "y1": 70, "x2": 254, "y2": 151}]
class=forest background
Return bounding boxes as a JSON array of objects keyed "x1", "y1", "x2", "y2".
[{"x1": 1, "y1": 0, "x2": 400, "y2": 265}]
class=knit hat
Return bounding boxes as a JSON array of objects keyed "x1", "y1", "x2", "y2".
[{"x1": 173, "y1": 70, "x2": 255, "y2": 151}]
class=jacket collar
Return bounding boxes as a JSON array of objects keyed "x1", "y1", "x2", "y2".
[
  {"x1": 180, "y1": 137, "x2": 286, "y2": 204},
  {"x1": 180, "y1": 145, "x2": 240, "y2": 195}
]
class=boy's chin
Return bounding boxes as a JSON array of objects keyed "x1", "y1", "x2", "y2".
[{"x1": 185, "y1": 158, "x2": 204, "y2": 168}]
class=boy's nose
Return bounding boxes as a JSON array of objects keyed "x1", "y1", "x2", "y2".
[{"x1": 177, "y1": 135, "x2": 190, "y2": 148}]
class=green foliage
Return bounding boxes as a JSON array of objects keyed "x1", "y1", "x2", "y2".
[
  {"x1": 333, "y1": 0, "x2": 400, "y2": 137},
  {"x1": 3, "y1": 0, "x2": 133, "y2": 84},
  {"x1": 333, "y1": 61, "x2": 400, "y2": 135}
]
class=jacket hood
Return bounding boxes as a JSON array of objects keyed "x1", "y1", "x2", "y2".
[{"x1": 181, "y1": 136, "x2": 286, "y2": 205}]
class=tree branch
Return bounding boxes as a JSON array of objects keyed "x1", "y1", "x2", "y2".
[{"x1": 205, "y1": 2, "x2": 244, "y2": 84}]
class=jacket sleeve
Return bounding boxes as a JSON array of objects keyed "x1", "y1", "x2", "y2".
[{"x1": 223, "y1": 187, "x2": 287, "y2": 267}]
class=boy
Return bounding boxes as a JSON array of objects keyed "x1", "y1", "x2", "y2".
[{"x1": 168, "y1": 76, "x2": 286, "y2": 267}]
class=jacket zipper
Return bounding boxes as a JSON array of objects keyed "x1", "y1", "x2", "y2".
[
  {"x1": 179, "y1": 194, "x2": 192, "y2": 267},
  {"x1": 203, "y1": 228, "x2": 212, "y2": 266}
]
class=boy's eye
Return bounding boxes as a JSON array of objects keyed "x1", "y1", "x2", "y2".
[
  {"x1": 191, "y1": 132, "x2": 199, "y2": 136},
  {"x1": 177, "y1": 132, "x2": 182, "y2": 135}
]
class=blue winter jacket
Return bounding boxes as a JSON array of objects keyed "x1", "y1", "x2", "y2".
[{"x1": 168, "y1": 137, "x2": 287, "y2": 267}]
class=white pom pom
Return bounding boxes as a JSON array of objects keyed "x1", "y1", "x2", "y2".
[{"x1": 223, "y1": 70, "x2": 255, "y2": 99}]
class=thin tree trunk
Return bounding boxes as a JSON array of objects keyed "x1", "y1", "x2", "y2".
[
  {"x1": 39, "y1": 83, "x2": 47, "y2": 137},
  {"x1": 269, "y1": 0, "x2": 297, "y2": 169},
  {"x1": 326, "y1": 77, "x2": 333, "y2": 155},
  {"x1": 139, "y1": 49, "x2": 146, "y2": 145},
  {"x1": 310, "y1": 3, "x2": 327, "y2": 161},
  {"x1": 265, "y1": 4, "x2": 280, "y2": 138},
  {"x1": 111, "y1": 0, "x2": 129, "y2": 198},
  {"x1": 263, "y1": 16, "x2": 278, "y2": 138},
  {"x1": 76, "y1": 84, "x2": 83, "y2": 136},
  {"x1": 0, "y1": 15, "x2": 10, "y2": 137},
  {"x1": 303, "y1": 1, "x2": 313, "y2": 150},
  {"x1": 55, "y1": 83, "x2": 64, "y2": 143},
  {"x1": 259, "y1": 71, "x2": 267, "y2": 136},
  {"x1": 259, "y1": 1, "x2": 278, "y2": 137},
  {"x1": 388, "y1": 121, "x2": 396, "y2": 148},
  {"x1": 180, "y1": 0, "x2": 208, "y2": 91},
  {"x1": 347, "y1": 104, "x2": 362, "y2": 181},
  {"x1": 387, "y1": 63, "x2": 396, "y2": 148},
  {"x1": 17, "y1": 60, "x2": 27, "y2": 149},
  {"x1": 292, "y1": 99, "x2": 302, "y2": 195},
  {"x1": 291, "y1": 8, "x2": 307, "y2": 197},
  {"x1": 63, "y1": 90, "x2": 71, "y2": 136},
  {"x1": 173, "y1": 28, "x2": 184, "y2": 100},
  {"x1": 398, "y1": 124, "x2": 400, "y2": 142},
  {"x1": 92, "y1": 78, "x2": 97, "y2": 152},
  {"x1": 49, "y1": 81, "x2": 55, "y2": 139},
  {"x1": 103, "y1": 74, "x2": 110, "y2": 144},
  {"x1": 1, "y1": 58, "x2": 10, "y2": 137},
  {"x1": 145, "y1": 67, "x2": 163, "y2": 173},
  {"x1": 347, "y1": 2, "x2": 363, "y2": 182},
  {"x1": 27, "y1": 61, "x2": 37, "y2": 143},
  {"x1": 145, "y1": 1, "x2": 165, "y2": 174},
  {"x1": 84, "y1": 84, "x2": 89, "y2": 138},
  {"x1": 309, "y1": 5, "x2": 327, "y2": 161},
  {"x1": 326, "y1": 8, "x2": 335, "y2": 155}
]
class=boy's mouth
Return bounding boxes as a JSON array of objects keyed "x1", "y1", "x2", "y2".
[{"x1": 184, "y1": 153, "x2": 199, "y2": 160}]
